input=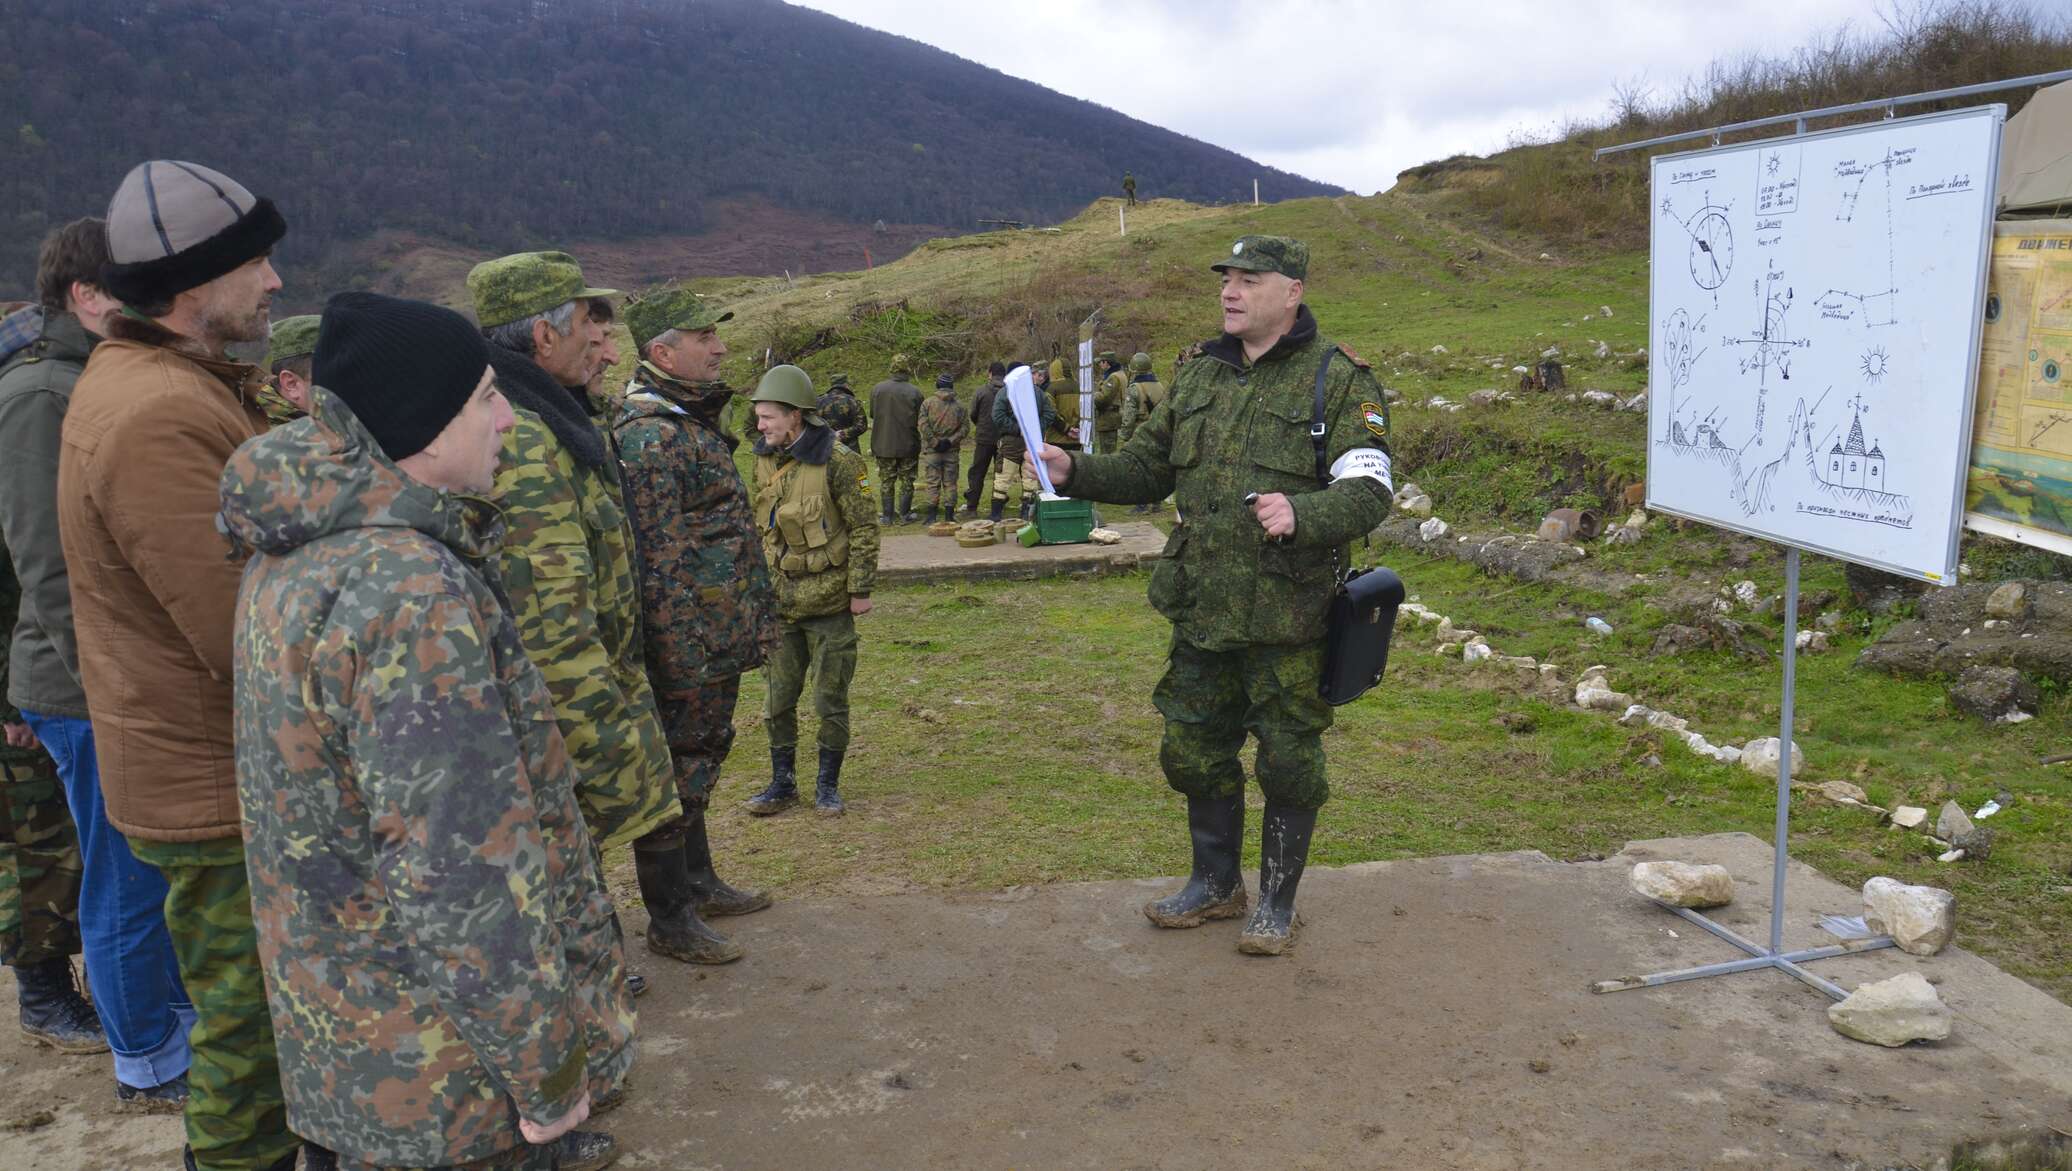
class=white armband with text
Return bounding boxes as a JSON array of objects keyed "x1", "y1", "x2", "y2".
[{"x1": 1328, "y1": 447, "x2": 1393, "y2": 493}]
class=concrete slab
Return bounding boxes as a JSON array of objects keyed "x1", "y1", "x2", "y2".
[
  {"x1": 876, "y1": 519, "x2": 1164, "y2": 586},
  {"x1": 3, "y1": 832, "x2": 2065, "y2": 1169}
]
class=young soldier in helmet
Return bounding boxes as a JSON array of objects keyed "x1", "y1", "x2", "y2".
[{"x1": 743, "y1": 367, "x2": 879, "y2": 817}]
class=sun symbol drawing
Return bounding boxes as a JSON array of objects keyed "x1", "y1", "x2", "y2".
[
  {"x1": 1859, "y1": 346, "x2": 1889, "y2": 384},
  {"x1": 1766, "y1": 152, "x2": 1782, "y2": 177}
]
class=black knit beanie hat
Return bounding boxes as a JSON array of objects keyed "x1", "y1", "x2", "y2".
[
  {"x1": 314, "y1": 292, "x2": 491, "y2": 461},
  {"x1": 935, "y1": 373, "x2": 955, "y2": 389}
]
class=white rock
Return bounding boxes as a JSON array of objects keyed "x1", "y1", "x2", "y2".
[
  {"x1": 1430, "y1": 344, "x2": 1449, "y2": 354},
  {"x1": 2000, "y1": 709, "x2": 2035, "y2": 725},
  {"x1": 1394, "y1": 481, "x2": 1424, "y2": 502},
  {"x1": 1618, "y1": 392, "x2": 1648, "y2": 412},
  {"x1": 1862, "y1": 877, "x2": 1955, "y2": 956},
  {"x1": 1646, "y1": 710, "x2": 1690, "y2": 733},
  {"x1": 1939, "y1": 848, "x2": 1967, "y2": 863},
  {"x1": 1630, "y1": 861, "x2": 1734, "y2": 908},
  {"x1": 1716, "y1": 746, "x2": 1743, "y2": 765},
  {"x1": 1580, "y1": 389, "x2": 1617, "y2": 407},
  {"x1": 1827, "y1": 972, "x2": 1952, "y2": 1047},
  {"x1": 1462, "y1": 641, "x2": 1494, "y2": 663},
  {"x1": 1539, "y1": 252, "x2": 1553, "y2": 261},
  {"x1": 1811, "y1": 780, "x2": 1869, "y2": 804},
  {"x1": 1594, "y1": 341, "x2": 1612, "y2": 359},
  {"x1": 1682, "y1": 732, "x2": 1716, "y2": 756},
  {"x1": 1740, "y1": 737, "x2": 1804, "y2": 777},
  {"x1": 1600, "y1": 305, "x2": 1615, "y2": 318},
  {"x1": 1400, "y1": 494, "x2": 1433, "y2": 516},
  {"x1": 1889, "y1": 805, "x2": 1928, "y2": 830},
  {"x1": 1733, "y1": 580, "x2": 1759, "y2": 607},
  {"x1": 1623, "y1": 509, "x2": 1649, "y2": 529},
  {"x1": 1583, "y1": 314, "x2": 1594, "y2": 322},
  {"x1": 1617, "y1": 705, "x2": 1652, "y2": 727},
  {"x1": 1936, "y1": 801, "x2": 1975, "y2": 841},
  {"x1": 1512, "y1": 365, "x2": 1529, "y2": 375},
  {"x1": 1795, "y1": 630, "x2": 1831, "y2": 653},
  {"x1": 1419, "y1": 518, "x2": 1450, "y2": 542},
  {"x1": 1541, "y1": 346, "x2": 1561, "y2": 359},
  {"x1": 1575, "y1": 683, "x2": 1634, "y2": 712}
]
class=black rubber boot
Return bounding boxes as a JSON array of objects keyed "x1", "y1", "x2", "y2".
[
  {"x1": 554, "y1": 1128, "x2": 620, "y2": 1171},
  {"x1": 685, "y1": 814, "x2": 771, "y2": 917},
  {"x1": 744, "y1": 747, "x2": 798, "y2": 815},
  {"x1": 922, "y1": 504, "x2": 938, "y2": 525},
  {"x1": 813, "y1": 749, "x2": 847, "y2": 817},
  {"x1": 988, "y1": 499, "x2": 1004, "y2": 522},
  {"x1": 1018, "y1": 500, "x2": 1032, "y2": 520},
  {"x1": 898, "y1": 486, "x2": 917, "y2": 524},
  {"x1": 15, "y1": 958, "x2": 108, "y2": 1054},
  {"x1": 1237, "y1": 804, "x2": 1318, "y2": 956},
  {"x1": 877, "y1": 487, "x2": 896, "y2": 528},
  {"x1": 632, "y1": 842, "x2": 744, "y2": 965},
  {"x1": 1143, "y1": 795, "x2": 1247, "y2": 928}
]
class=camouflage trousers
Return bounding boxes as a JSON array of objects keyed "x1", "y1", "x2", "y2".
[
  {"x1": 0, "y1": 750, "x2": 82, "y2": 965},
  {"x1": 874, "y1": 456, "x2": 917, "y2": 494},
  {"x1": 764, "y1": 611, "x2": 859, "y2": 754},
  {"x1": 1152, "y1": 633, "x2": 1333, "y2": 810},
  {"x1": 654, "y1": 675, "x2": 743, "y2": 817},
  {"x1": 131, "y1": 836, "x2": 296, "y2": 1171},
  {"x1": 920, "y1": 452, "x2": 960, "y2": 508},
  {"x1": 1096, "y1": 428, "x2": 1121, "y2": 455},
  {"x1": 339, "y1": 1143, "x2": 554, "y2": 1171},
  {"x1": 993, "y1": 438, "x2": 1037, "y2": 504}
]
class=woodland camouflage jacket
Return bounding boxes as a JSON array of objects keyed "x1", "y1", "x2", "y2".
[
  {"x1": 613, "y1": 365, "x2": 780, "y2": 688},
  {"x1": 1066, "y1": 306, "x2": 1395, "y2": 649},
  {"x1": 918, "y1": 388, "x2": 969, "y2": 451},
  {"x1": 219, "y1": 388, "x2": 633, "y2": 1167},
  {"x1": 488, "y1": 347, "x2": 678, "y2": 849}
]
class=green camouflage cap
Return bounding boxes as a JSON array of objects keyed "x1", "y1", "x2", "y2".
[
  {"x1": 467, "y1": 251, "x2": 619, "y2": 329},
  {"x1": 266, "y1": 314, "x2": 321, "y2": 367},
  {"x1": 623, "y1": 285, "x2": 733, "y2": 350},
  {"x1": 1210, "y1": 235, "x2": 1308, "y2": 281},
  {"x1": 829, "y1": 373, "x2": 851, "y2": 388}
]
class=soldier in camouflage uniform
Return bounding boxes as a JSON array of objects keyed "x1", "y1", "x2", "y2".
[
  {"x1": 867, "y1": 355, "x2": 923, "y2": 524},
  {"x1": 1033, "y1": 236, "x2": 1394, "y2": 957},
  {"x1": 222, "y1": 293, "x2": 627, "y2": 1171},
  {"x1": 817, "y1": 373, "x2": 867, "y2": 447},
  {"x1": 917, "y1": 373, "x2": 969, "y2": 524},
  {"x1": 1118, "y1": 352, "x2": 1168, "y2": 513},
  {"x1": 743, "y1": 368, "x2": 880, "y2": 817},
  {"x1": 1048, "y1": 356, "x2": 1080, "y2": 440},
  {"x1": 256, "y1": 315, "x2": 317, "y2": 428},
  {"x1": 468, "y1": 252, "x2": 680, "y2": 863},
  {"x1": 614, "y1": 287, "x2": 782, "y2": 967},
  {"x1": 1093, "y1": 351, "x2": 1126, "y2": 453}
]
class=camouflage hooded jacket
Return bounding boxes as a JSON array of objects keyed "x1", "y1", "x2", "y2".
[
  {"x1": 918, "y1": 388, "x2": 969, "y2": 452},
  {"x1": 1066, "y1": 305, "x2": 1395, "y2": 650},
  {"x1": 817, "y1": 386, "x2": 867, "y2": 446},
  {"x1": 218, "y1": 389, "x2": 634, "y2": 1167},
  {"x1": 613, "y1": 365, "x2": 780, "y2": 687},
  {"x1": 488, "y1": 347, "x2": 678, "y2": 849},
  {"x1": 751, "y1": 424, "x2": 880, "y2": 621}
]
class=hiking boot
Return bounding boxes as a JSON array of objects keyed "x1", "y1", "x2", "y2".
[
  {"x1": 814, "y1": 749, "x2": 847, "y2": 817},
  {"x1": 14, "y1": 958, "x2": 108, "y2": 1054},
  {"x1": 117, "y1": 1071, "x2": 188, "y2": 1115},
  {"x1": 554, "y1": 1129, "x2": 621, "y2": 1171},
  {"x1": 592, "y1": 1080, "x2": 629, "y2": 1117},
  {"x1": 744, "y1": 747, "x2": 798, "y2": 815},
  {"x1": 1143, "y1": 795, "x2": 1248, "y2": 928},
  {"x1": 632, "y1": 842, "x2": 744, "y2": 966},
  {"x1": 624, "y1": 971, "x2": 648, "y2": 998},
  {"x1": 685, "y1": 814, "x2": 771, "y2": 917},
  {"x1": 1236, "y1": 804, "x2": 1318, "y2": 956}
]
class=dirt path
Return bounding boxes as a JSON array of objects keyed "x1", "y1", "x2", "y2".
[{"x1": 3, "y1": 833, "x2": 2066, "y2": 1169}]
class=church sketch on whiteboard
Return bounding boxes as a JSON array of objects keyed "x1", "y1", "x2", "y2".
[{"x1": 1645, "y1": 105, "x2": 2001, "y2": 582}]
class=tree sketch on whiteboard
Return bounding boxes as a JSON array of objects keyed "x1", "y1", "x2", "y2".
[{"x1": 1659, "y1": 308, "x2": 1707, "y2": 393}]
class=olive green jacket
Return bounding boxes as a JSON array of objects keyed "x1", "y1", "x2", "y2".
[
  {"x1": 1066, "y1": 306, "x2": 1394, "y2": 649},
  {"x1": 0, "y1": 312, "x2": 94, "y2": 718},
  {"x1": 751, "y1": 425, "x2": 880, "y2": 622}
]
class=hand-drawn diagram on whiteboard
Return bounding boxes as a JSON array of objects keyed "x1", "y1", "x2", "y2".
[{"x1": 1648, "y1": 106, "x2": 2003, "y2": 583}]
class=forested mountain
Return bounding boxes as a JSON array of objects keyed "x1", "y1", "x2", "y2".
[{"x1": 0, "y1": 0, "x2": 1340, "y2": 304}]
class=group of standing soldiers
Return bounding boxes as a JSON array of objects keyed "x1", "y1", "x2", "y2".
[
  {"x1": 812, "y1": 347, "x2": 1171, "y2": 527},
  {"x1": 0, "y1": 158, "x2": 880, "y2": 1171}
]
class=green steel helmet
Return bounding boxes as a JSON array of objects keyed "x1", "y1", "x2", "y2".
[
  {"x1": 1129, "y1": 351, "x2": 1152, "y2": 374},
  {"x1": 752, "y1": 364, "x2": 818, "y2": 411},
  {"x1": 889, "y1": 352, "x2": 912, "y2": 377}
]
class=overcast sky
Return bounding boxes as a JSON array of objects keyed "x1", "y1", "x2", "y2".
[{"x1": 794, "y1": 0, "x2": 1911, "y2": 194}]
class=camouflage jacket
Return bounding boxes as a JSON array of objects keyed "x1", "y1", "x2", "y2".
[
  {"x1": 488, "y1": 347, "x2": 678, "y2": 849},
  {"x1": 254, "y1": 380, "x2": 306, "y2": 428},
  {"x1": 1095, "y1": 369, "x2": 1125, "y2": 432},
  {"x1": 1119, "y1": 373, "x2": 1168, "y2": 443},
  {"x1": 751, "y1": 425, "x2": 880, "y2": 621},
  {"x1": 918, "y1": 389, "x2": 969, "y2": 452},
  {"x1": 1066, "y1": 306, "x2": 1394, "y2": 650},
  {"x1": 614, "y1": 365, "x2": 780, "y2": 688},
  {"x1": 219, "y1": 389, "x2": 633, "y2": 1167},
  {"x1": 817, "y1": 387, "x2": 867, "y2": 446}
]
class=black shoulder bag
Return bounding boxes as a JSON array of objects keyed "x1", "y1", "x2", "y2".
[{"x1": 1308, "y1": 349, "x2": 1406, "y2": 706}]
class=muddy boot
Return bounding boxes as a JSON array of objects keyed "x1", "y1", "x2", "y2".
[
  {"x1": 15, "y1": 958, "x2": 108, "y2": 1054},
  {"x1": 898, "y1": 486, "x2": 916, "y2": 524},
  {"x1": 633, "y1": 841, "x2": 744, "y2": 965},
  {"x1": 592, "y1": 1078, "x2": 629, "y2": 1117},
  {"x1": 1237, "y1": 804, "x2": 1318, "y2": 956},
  {"x1": 120, "y1": 1071, "x2": 188, "y2": 1115},
  {"x1": 988, "y1": 499, "x2": 1005, "y2": 522},
  {"x1": 554, "y1": 1129, "x2": 620, "y2": 1171},
  {"x1": 744, "y1": 747, "x2": 798, "y2": 815},
  {"x1": 1143, "y1": 795, "x2": 1247, "y2": 928},
  {"x1": 624, "y1": 971, "x2": 648, "y2": 998},
  {"x1": 877, "y1": 487, "x2": 896, "y2": 528},
  {"x1": 813, "y1": 749, "x2": 847, "y2": 817},
  {"x1": 686, "y1": 814, "x2": 771, "y2": 917}
]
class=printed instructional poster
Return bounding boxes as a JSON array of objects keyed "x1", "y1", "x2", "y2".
[
  {"x1": 1647, "y1": 105, "x2": 2003, "y2": 583},
  {"x1": 1964, "y1": 219, "x2": 2072, "y2": 557}
]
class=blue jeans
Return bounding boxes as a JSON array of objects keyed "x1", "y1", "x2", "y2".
[{"x1": 19, "y1": 711, "x2": 194, "y2": 1088}]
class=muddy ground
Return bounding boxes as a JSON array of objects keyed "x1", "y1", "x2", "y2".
[{"x1": 2, "y1": 832, "x2": 2067, "y2": 1170}]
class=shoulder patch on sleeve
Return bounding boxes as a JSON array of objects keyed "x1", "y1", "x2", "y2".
[
  {"x1": 1358, "y1": 401, "x2": 1389, "y2": 438},
  {"x1": 1335, "y1": 342, "x2": 1371, "y2": 369}
]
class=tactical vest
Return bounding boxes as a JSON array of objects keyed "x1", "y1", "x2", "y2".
[{"x1": 758, "y1": 458, "x2": 849, "y2": 575}]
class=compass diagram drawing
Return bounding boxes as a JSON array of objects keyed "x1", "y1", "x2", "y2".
[
  {"x1": 1720, "y1": 263, "x2": 1811, "y2": 391},
  {"x1": 1662, "y1": 193, "x2": 1735, "y2": 304}
]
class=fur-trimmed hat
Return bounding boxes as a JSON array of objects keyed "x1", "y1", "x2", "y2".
[{"x1": 101, "y1": 161, "x2": 286, "y2": 307}]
